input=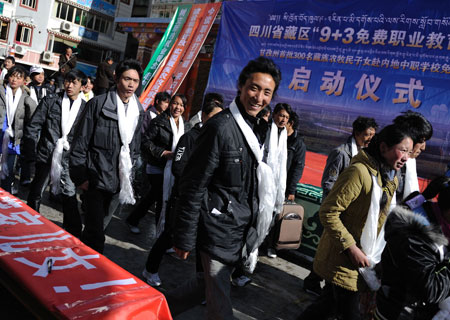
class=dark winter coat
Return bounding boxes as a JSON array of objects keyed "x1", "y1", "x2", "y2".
[
  {"x1": 95, "y1": 61, "x2": 114, "y2": 89},
  {"x1": 172, "y1": 122, "x2": 201, "y2": 181},
  {"x1": 286, "y1": 129, "x2": 306, "y2": 196},
  {"x1": 69, "y1": 90, "x2": 144, "y2": 193},
  {"x1": 28, "y1": 82, "x2": 55, "y2": 105},
  {"x1": 375, "y1": 206, "x2": 450, "y2": 320},
  {"x1": 23, "y1": 92, "x2": 87, "y2": 164},
  {"x1": 173, "y1": 101, "x2": 267, "y2": 266},
  {"x1": 58, "y1": 53, "x2": 76, "y2": 75},
  {"x1": 141, "y1": 111, "x2": 178, "y2": 169}
]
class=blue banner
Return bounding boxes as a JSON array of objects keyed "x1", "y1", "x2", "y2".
[
  {"x1": 206, "y1": 0, "x2": 450, "y2": 178},
  {"x1": 76, "y1": 0, "x2": 116, "y2": 17},
  {"x1": 78, "y1": 27, "x2": 99, "y2": 41}
]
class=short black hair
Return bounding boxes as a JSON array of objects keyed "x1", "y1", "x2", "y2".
[
  {"x1": 202, "y1": 100, "x2": 223, "y2": 115},
  {"x1": 6, "y1": 65, "x2": 27, "y2": 80},
  {"x1": 393, "y1": 111, "x2": 433, "y2": 144},
  {"x1": 115, "y1": 59, "x2": 143, "y2": 81},
  {"x1": 203, "y1": 92, "x2": 224, "y2": 106},
  {"x1": 105, "y1": 56, "x2": 114, "y2": 63},
  {"x1": 288, "y1": 111, "x2": 299, "y2": 130},
  {"x1": 257, "y1": 105, "x2": 272, "y2": 120},
  {"x1": 65, "y1": 69, "x2": 88, "y2": 86},
  {"x1": 238, "y1": 57, "x2": 282, "y2": 95},
  {"x1": 171, "y1": 93, "x2": 187, "y2": 107},
  {"x1": 273, "y1": 102, "x2": 293, "y2": 116},
  {"x1": 5, "y1": 56, "x2": 15, "y2": 64},
  {"x1": 352, "y1": 116, "x2": 378, "y2": 136},
  {"x1": 155, "y1": 91, "x2": 171, "y2": 104},
  {"x1": 86, "y1": 76, "x2": 94, "y2": 83}
]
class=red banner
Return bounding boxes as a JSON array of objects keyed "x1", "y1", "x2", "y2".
[
  {"x1": 160, "y1": 3, "x2": 221, "y2": 94},
  {"x1": 140, "y1": 3, "x2": 210, "y2": 109},
  {"x1": 0, "y1": 190, "x2": 172, "y2": 320}
]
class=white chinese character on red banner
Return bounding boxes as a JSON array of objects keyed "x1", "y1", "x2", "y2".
[
  {"x1": 0, "y1": 230, "x2": 71, "y2": 252},
  {"x1": 0, "y1": 211, "x2": 43, "y2": 226},
  {"x1": 14, "y1": 248, "x2": 99, "y2": 277},
  {"x1": 393, "y1": 78, "x2": 424, "y2": 108}
]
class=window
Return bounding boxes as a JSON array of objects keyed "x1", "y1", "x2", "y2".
[
  {"x1": 103, "y1": 0, "x2": 115, "y2": 4},
  {"x1": 120, "y1": 0, "x2": 130, "y2": 4},
  {"x1": 0, "y1": 21, "x2": 9, "y2": 42},
  {"x1": 16, "y1": 25, "x2": 32, "y2": 45},
  {"x1": 54, "y1": 1, "x2": 113, "y2": 35},
  {"x1": 21, "y1": 0, "x2": 37, "y2": 9}
]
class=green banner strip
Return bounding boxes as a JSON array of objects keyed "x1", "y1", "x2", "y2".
[{"x1": 141, "y1": 4, "x2": 192, "y2": 89}]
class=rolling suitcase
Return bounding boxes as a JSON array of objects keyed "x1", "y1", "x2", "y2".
[{"x1": 274, "y1": 201, "x2": 304, "y2": 250}]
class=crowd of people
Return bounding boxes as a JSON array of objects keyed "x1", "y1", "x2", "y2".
[{"x1": 1, "y1": 51, "x2": 449, "y2": 320}]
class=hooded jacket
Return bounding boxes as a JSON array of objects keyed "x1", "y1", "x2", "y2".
[
  {"x1": 313, "y1": 149, "x2": 398, "y2": 292},
  {"x1": 0, "y1": 82, "x2": 37, "y2": 146},
  {"x1": 69, "y1": 90, "x2": 144, "y2": 193},
  {"x1": 375, "y1": 206, "x2": 450, "y2": 320}
]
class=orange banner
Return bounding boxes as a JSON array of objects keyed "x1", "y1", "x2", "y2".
[
  {"x1": 140, "y1": 4, "x2": 208, "y2": 109},
  {"x1": 160, "y1": 3, "x2": 221, "y2": 95},
  {"x1": 0, "y1": 190, "x2": 172, "y2": 320}
]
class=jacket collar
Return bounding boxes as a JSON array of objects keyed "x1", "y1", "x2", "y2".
[{"x1": 101, "y1": 90, "x2": 118, "y2": 120}]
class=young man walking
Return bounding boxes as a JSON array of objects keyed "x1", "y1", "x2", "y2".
[
  {"x1": 169, "y1": 57, "x2": 281, "y2": 320},
  {"x1": 24, "y1": 69, "x2": 88, "y2": 238},
  {"x1": 70, "y1": 59, "x2": 144, "y2": 253}
]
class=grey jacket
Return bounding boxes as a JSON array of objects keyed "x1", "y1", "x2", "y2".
[
  {"x1": 321, "y1": 136, "x2": 353, "y2": 200},
  {"x1": 0, "y1": 82, "x2": 37, "y2": 146}
]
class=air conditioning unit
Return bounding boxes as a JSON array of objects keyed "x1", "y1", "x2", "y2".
[
  {"x1": 15, "y1": 45, "x2": 27, "y2": 56},
  {"x1": 60, "y1": 21, "x2": 72, "y2": 32},
  {"x1": 42, "y1": 51, "x2": 54, "y2": 63}
]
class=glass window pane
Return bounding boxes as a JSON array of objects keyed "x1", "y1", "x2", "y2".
[
  {"x1": 94, "y1": 18, "x2": 100, "y2": 31},
  {"x1": 74, "y1": 8, "x2": 82, "y2": 25},
  {"x1": 23, "y1": 28, "x2": 30, "y2": 43},
  {"x1": 80, "y1": 11, "x2": 87, "y2": 27},
  {"x1": 61, "y1": 4, "x2": 68, "y2": 20},
  {"x1": 16, "y1": 26, "x2": 22, "y2": 42},
  {"x1": 67, "y1": 6, "x2": 74, "y2": 22},
  {"x1": 87, "y1": 14, "x2": 94, "y2": 29}
]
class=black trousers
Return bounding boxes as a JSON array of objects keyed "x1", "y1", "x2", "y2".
[
  {"x1": 81, "y1": 187, "x2": 114, "y2": 253},
  {"x1": 126, "y1": 173, "x2": 163, "y2": 227},
  {"x1": 27, "y1": 162, "x2": 82, "y2": 238},
  {"x1": 298, "y1": 282, "x2": 361, "y2": 320}
]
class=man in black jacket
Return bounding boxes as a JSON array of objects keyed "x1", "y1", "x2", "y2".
[
  {"x1": 24, "y1": 69, "x2": 87, "y2": 237},
  {"x1": 285, "y1": 111, "x2": 306, "y2": 201},
  {"x1": 94, "y1": 57, "x2": 114, "y2": 95},
  {"x1": 169, "y1": 57, "x2": 281, "y2": 319},
  {"x1": 69, "y1": 59, "x2": 144, "y2": 253}
]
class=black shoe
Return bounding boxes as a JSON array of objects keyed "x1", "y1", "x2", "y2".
[{"x1": 303, "y1": 275, "x2": 322, "y2": 296}]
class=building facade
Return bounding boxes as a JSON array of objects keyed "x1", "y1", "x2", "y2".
[{"x1": 0, "y1": 0, "x2": 134, "y2": 74}]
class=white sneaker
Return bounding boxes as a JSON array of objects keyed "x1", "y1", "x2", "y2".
[
  {"x1": 127, "y1": 223, "x2": 141, "y2": 234},
  {"x1": 231, "y1": 275, "x2": 252, "y2": 287},
  {"x1": 267, "y1": 248, "x2": 277, "y2": 258},
  {"x1": 142, "y1": 269, "x2": 161, "y2": 287}
]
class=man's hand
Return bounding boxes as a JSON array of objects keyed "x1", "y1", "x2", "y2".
[
  {"x1": 174, "y1": 247, "x2": 190, "y2": 260},
  {"x1": 287, "y1": 194, "x2": 295, "y2": 201},
  {"x1": 162, "y1": 150, "x2": 174, "y2": 160},
  {"x1": 79, "y1": 180, "x2": 89, "y2": 191},
  {"x1": 346, "y1": 244, "x2": 369, "y2": 268}
]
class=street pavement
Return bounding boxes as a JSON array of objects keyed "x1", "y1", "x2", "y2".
[{"x1": 4, "y1": 186, "x2": 317, "y2": 320}]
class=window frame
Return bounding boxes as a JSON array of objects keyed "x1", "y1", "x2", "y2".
[
  {"x1": 0, "y1": 20, "x2": 10, "y2": 43},
  {"x1": 20, "y1": 0, "x2": 38, "y2": 11},
  {"x1": 15, "y1": 24, "x2": 33, "y2": 46}
]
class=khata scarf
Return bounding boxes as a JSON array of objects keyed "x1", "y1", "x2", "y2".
[
  {"x1": 403, "y1": 158, "x2": 419, "y2": 200},
  {"x1": 156, "y1": 115, "x2": 184, "y2": 238},
  {"x1": 50, "y1": 93, "x2": 82, "y2": 194},
  {"x1": 116, "y1": 93, "x2": 140, "y2": 205},
  {"x1": 267, "y1": 121, "x2": 287, "y2": 214},
  {"x1": 230, "y1": 101, "x2": 275, "y2": 273},
  {"x1": 1, "y1": 85, "x2": 22, "y2": 179},
  {"x1": 359, "y1": 174, "x2": 396, "y2": 291}
]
